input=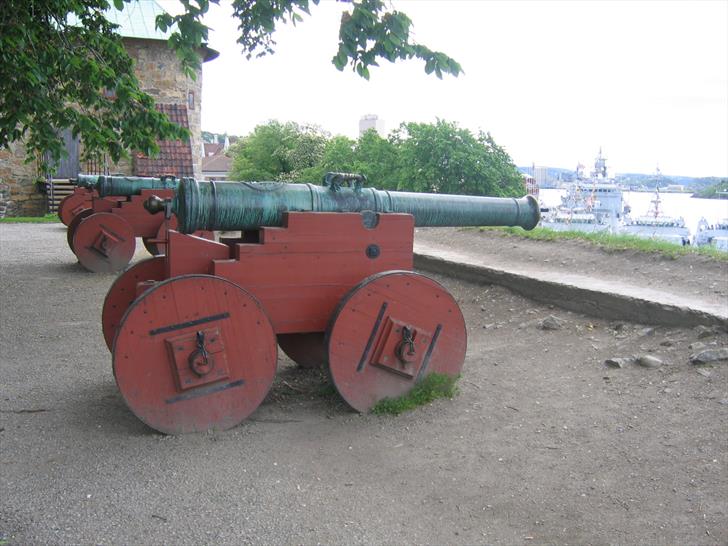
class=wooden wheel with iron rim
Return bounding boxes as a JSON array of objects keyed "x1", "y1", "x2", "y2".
[
  {"x1": 66, "y1": 208, "x2": 93, "y2": 253},
  {"x1": 277, "y1": 333, "x2": 328, "y2": 369},
  {"x1": 326, "y1": 270, "x2": 467, "y2": 412},
  {"x1": 113, "y1": 275, "x2": 278, "y2": 434},
  {"x1": 101, "y1": 256, "x2": 166, "y2": 351},
  {"x1": 72, "y1": 212, "x2": 136, "y2": 273},
  {"x1": 59, "y1": 192, "x2": 92, "y2": 226}
]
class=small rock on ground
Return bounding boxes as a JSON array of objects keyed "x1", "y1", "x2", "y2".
[
  {"x1": 637, "y1": 355, "x2": 663, "y2": 369},
  {"x1": 539, "y1": 315, "x2": 565, "y2": 331},
  {"x1": 689, "y1": 347, "x2": 728, "y2": 365},
  {"x1": 605, "y1": 357, "x2": 636, "y2": 369}
]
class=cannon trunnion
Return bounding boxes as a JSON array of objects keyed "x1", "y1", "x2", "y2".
[{"x1": 103, "y1": 176, "x2": 540, "y2": 434}]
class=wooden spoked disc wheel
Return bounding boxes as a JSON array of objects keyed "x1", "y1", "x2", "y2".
[
  {"x1": 102, "y1": 256, "x2": 166, "y2": 351},
  {"x1": 72, "y1": 212, "x2": 135, "y2": 273},
  {"x1": 113, "y1": 275, "x2": 277, "y2": 434},
  {"x1": 58, "y1": 192, "x2": 92, "y2": 226},
  {"x1": 327, "y1": 271, "x2": 467, "y2": 412},
  {"x1": 66, "y1": 208, "x2": 94, "y2": 253}
]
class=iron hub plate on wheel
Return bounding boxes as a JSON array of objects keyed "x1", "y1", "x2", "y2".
[
  {"x1": 327, "y1": 270, "x2": 467, "y2": 412},
  {"x1": 113, "y1": 275, "x2": 277, "y2": 434}
]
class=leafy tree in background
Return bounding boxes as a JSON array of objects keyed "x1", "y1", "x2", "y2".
[
  {"x1": 230, "y1": 119, "x2": 524, "y2": 197},
  {"x1": 229, "y1": 121, "x2": 295, "y2": 180},
  {"x1": 276, "y1": 125, "x2": 329, "y2": 181},
  {"x1": 229, "y1": 120, "x2": 328, "y2": 181},
  {"x1": 0, "y1": 0, "x2": 187, "y2": 165},
  {"x1": 298, "y1": 131, "x2": 401, "y2": 187},
  {"x1": 394, "y1": 120, "x2": 523, "y2": 197},
  {"x1": 352, "y1": 130, "x2": 400, "y2": 190},
  {"x1": 0, "y1": 0, "x2": 460, "y2": 166},
  {"x1": 694, "y1": 178, "x2": 728, "y2": 199},
  {"x1": 301, "y1": 135, "x2": 358, "y2": 182}
]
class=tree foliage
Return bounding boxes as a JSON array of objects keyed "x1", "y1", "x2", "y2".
[
  {"x1": 0, "y1": 0, "x2": 187, "y2": 165},
  {"x1": 228, "y1": 121, "x2": 328, "y2": 181},
  {"x1": 229, "y1": 119, "x2": 525, "y2": 198},
  {"x1": 693, "y1": 178, "x2": 728, "y2": 199},
  {"x1": 351, "y1": 130, "x2": 400, "y2": 190},
  {"x1": 0, "y1": 0, "x2": 461, "y2": 167},
  {"x1": 394, "y1": 120, "x2": 524, "y2": 196}
]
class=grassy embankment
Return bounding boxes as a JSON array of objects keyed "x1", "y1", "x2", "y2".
[
  {"x1": 0, "y1": 213, "x2": 59, "y2": 223},
  {"x1": 482, "y1": 226, "x2": 728, "y2": 261}
]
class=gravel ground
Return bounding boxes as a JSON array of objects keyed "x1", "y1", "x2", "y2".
[{"x1": 1, "y1": 223, "x2": 727, "y2": 545}]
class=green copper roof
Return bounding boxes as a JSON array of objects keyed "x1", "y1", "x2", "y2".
[
  {"x1": 105, "y1": 0, "x2": 173, "y2": 41},
  {"x1": 107, "y1": 0, "x2": 218, "y2": 61}
]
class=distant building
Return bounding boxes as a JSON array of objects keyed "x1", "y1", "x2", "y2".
[
  {"x1": 533, "y1": 166, "x2": 551, "y2": 187},
  {"x1": 202, "y1": 153, "x2": 232, "y2": 181},
  {"x1": 202, "y1": 137, "x2": 232, "y2": 181},
  {"x1": 0, "y1": 0, "x2": 217, "y2": 216},
  {"x1": 521, "y1": 173, "x2": 539, "y2": 197},
  {"x1": 203, "y1": 142, "x2": 225, "y2": 157},
  {"x1": 359, "y1": 115, "x2": 386, "y2": 137}
]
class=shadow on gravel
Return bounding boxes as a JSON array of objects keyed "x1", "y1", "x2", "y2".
[{"x1": 65, "y1": 382, "x2": 160, "y2": 437}]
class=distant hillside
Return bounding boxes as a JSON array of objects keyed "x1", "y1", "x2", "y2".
[{"x1": 519, "y1": 166, "x2": 726, "y2": 191}]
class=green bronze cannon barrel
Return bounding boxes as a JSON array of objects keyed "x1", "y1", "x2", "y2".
[
  {"x1": 76, "y1": 175, "x2": 179, "y2": 197},
  {"x1": 148, "y1": 178, "x2": 540, "y2": 234},
  {"x1": 74, "y1": 174, "x2": 103, "y2": 189}
]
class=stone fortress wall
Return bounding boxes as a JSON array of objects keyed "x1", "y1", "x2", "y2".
[{"x1": 0, "y1": 37, "x2": 205, "y2": 216}]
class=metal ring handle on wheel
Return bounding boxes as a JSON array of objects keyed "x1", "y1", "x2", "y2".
[
  {"x1": 326, "y1": 270, "x2": 467, "y2": 413},
  {"x1": 112, "y1": 274, "x2": 278, "y2": 434}
]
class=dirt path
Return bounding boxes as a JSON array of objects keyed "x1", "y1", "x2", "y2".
[{"x1": 1, "y1": 223, "x2": 726, "y2": 545}]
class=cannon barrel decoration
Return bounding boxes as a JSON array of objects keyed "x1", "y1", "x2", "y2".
[
  {"x1": 105, "y1": 173, "x2": 540, "y2": 434},
  {"x1": 65, "y1": 174, "x2": 211, "y2": 272},
  {"x1": 145, "y1": 178, "x2": 540, "y2": 233}
]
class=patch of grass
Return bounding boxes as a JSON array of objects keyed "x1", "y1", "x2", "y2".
[
  {"x1": 478, "y1": 226, "x2": 728, "y2": 261},
  {"x1": 0, "y1": 213, "x2": 59, "y2": 223},
  {"x1": 371, "y1": 373, "x2": 460, "y2": 415}
]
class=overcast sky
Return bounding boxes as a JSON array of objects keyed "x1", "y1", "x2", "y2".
[{"x1": 187, "y1": 0, "x2": 727, "y2": 178}]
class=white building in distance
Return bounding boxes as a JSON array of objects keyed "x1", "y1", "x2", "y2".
[{"x1": 359, "y1": 114, "x2": 386, "y2": 137}]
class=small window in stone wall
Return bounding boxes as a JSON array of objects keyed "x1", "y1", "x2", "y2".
[{"x1": 188, "y1": 90, "x2": 195, "y2": 110}]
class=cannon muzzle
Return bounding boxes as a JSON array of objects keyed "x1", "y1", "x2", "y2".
[
  {"x1": 75, "y1": 174, "x2": 101, "y2": 189},
  {"x1": 149, "y1": 178, "x2": 540, "y2": 233},
  {"x1": 73, "y1": 175, "x2": 181, "y2": 197}
]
